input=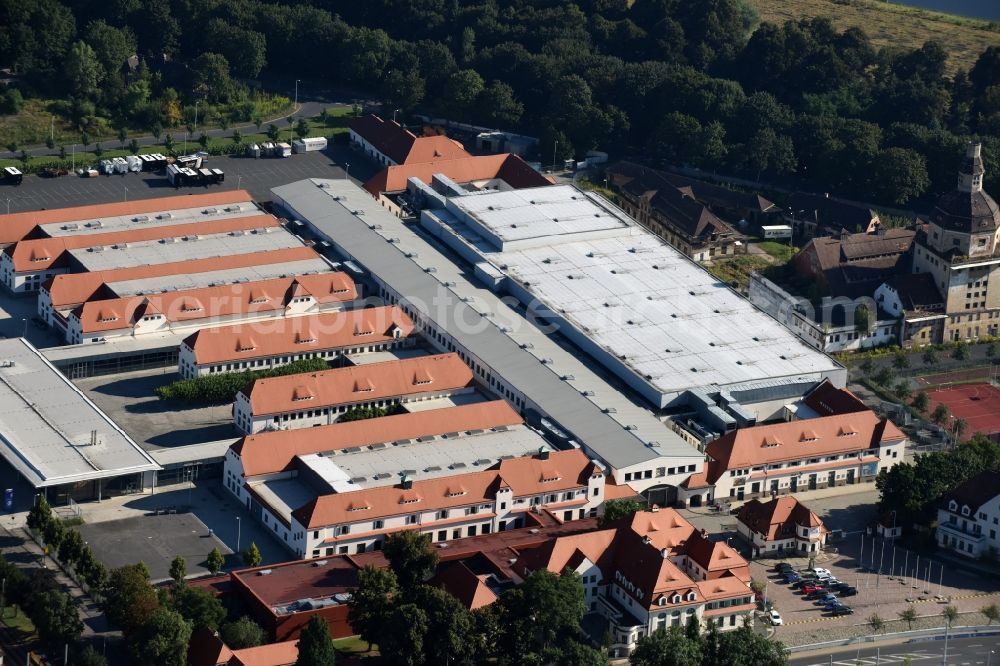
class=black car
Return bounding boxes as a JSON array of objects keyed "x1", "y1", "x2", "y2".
[
  {"x1": 805, "y1": 591, "x2": 828, "y2": 600},
  {"x1": 838, "y1": 587, "x2": 858, "y2": 597},
  {"x1": 830, "y1": 606, "x2": 855, "y2": 616},
  {"x1": 775, "y1": 563, "x2": 794, "y2": 573}
]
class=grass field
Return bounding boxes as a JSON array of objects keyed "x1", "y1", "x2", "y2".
[{"x1": 749, "y1": 0, "x2": 1000, "y2": 74}]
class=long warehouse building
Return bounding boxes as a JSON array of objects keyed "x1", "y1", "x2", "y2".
[{"x1": 271, "y1": 178, "x2": 703, "y2": 502}]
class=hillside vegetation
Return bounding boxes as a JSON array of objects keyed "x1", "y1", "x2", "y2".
[{"x1": 749, "y1": 0, "x2": 1000, "y2": 74}]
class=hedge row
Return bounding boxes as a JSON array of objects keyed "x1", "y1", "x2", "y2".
[{"x1": 156, "y1": 357, "x2": 329, "y2": 403}]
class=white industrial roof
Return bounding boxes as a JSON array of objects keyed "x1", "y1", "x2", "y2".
[
  {"x1": 430, "y1": 185, "x2": 843, "y2": 401},
  {"x1": 40, "y1": 200, "x2": 260, "y2": 238},
  {"x1": 454, "y1": 186, "x2": 627, "y2": 247},
  {"x1": 299, "y1": 422, "x2": 551, "y2": 490},
  {"x1": 69, "y1": 227, "x2": 303, "y2": 272},
  {"x1": 271, "y1": 179, "x2": 701, "y2": 471},
  {"x1": 0, "y1": 338, "x2": 159, "y2": 487},
  {"x1": 105, "y1": 257, "x2": 333, "y2": 297}
]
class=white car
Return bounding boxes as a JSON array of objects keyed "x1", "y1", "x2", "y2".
[
  {"x1": 769, "y1": 609, "x2": 783, "y2": 626},
  {"x1": 810, "y1": 567, "x2": 832, "y2": 578}
]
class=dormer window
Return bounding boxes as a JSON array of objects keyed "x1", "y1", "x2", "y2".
[
  {"x1": 949, "y1": 500, "x2": 958, "y2": 511},
  {"x1": 671, "y1": 594, "x2": 681, "y2": 604},
  {"x1": 961, "y1": 506, "x2": 970, "y2": 516},
  {"x1": 686, "y1": 591, "x2": 696, "y2": 601}
]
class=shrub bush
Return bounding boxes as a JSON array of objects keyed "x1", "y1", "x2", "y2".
[{"x1": 155, "y1": 357, "x2": 329, "y2": 403}]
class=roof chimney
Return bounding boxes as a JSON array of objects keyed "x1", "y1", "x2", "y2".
[
  {"x1": 660, "y1": 548, "x2": 669, "y2": 559},
  {"x1": 401, "y1": 475, "x2": 413, "y2": 490},
  {"x1": 968, "y1": 142, "x2": 982, "y2": 159},
  {"x1": 538, "y1": 447, "x2": 550, "y2": 460}
]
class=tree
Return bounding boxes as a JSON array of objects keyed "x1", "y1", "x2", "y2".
[
  {"x1": 103, "y1": 563, "x2": 158, "y2": 633},
  {"x1": 859, "y1": 358, "x2": 876, "y2": 376},
  {"x1": 206, "y1": 547, "x2": 224, "y2": 575},
  {"x1": 942, "y1": 605, "x2": 959, "y2": 628},
  {"x1": 378, "y1": 603, "x2": 427, "y2": 666},
  {"x1": 867, "y1": 614, "x2": 886, "y2": 635},
  {"x1": 630, "y1": 626, "x2": 702, "y2": 666},
  {"x1": 294, "y1": 118, "x2": 310, "y2": 141},
  {"x1": 923, "y1": 348, "x2": 938, "y2": 365},
  {"x1": 43, "y1": 517, "x2": 66, "y2": 552},
  {"x1": 76, "y1": 645, "x2": 108, "y2": 666},
  {"x1": 953, "y1": 418, "x2": 968, "y2": 442},
  {"x1": 982, "y1": 603, "x2": 1000, "y2": 625},
  {"x1": 58, "y1": 529, "x2": 85, "y2": 567},
  {"x1": 931, "y1": 403, "x2": 949, "y2": 426},
  {"x1": 93, "y1": 142, "x2": 103, "y2": 157},
  {"x1": 65, "y1": 41, "x2": 103, "y2": 100},
  {"x1": 348, "y1": 565, "x2": 397, "y2": 650},
  {"x1": 164, "y1": 133, "x2": 174, "y2": 153},
  {"x1": 383, "y1": 531, "x2": 438, "y2": 590},
  {"x1": 169, "y1": 555, "x2": 186, "y2": 586},
  {"x1": 714, "y1": 625, "x2": 787, "y2": 666},
  {"x1": 559, "y1": 640, "x2": 608, "y2": 666},
  {"x1": 912, "y1": 391, "x2": 930, "y2": 412},
  {"x1": 952, "y1": 345, "x2": 970, "y2": 361},
  {"x1": 406, "y1": 586, "x2": 478, "y2": 665},
  {"x1": 441, "y1": 69, "x2": 485, "y2": 120},
  {"x1": 478, "y1": 80, "x2": 523, "y2": 127},
  {"x1": 191, "y1": 53, "x2": 233, "y2": 103},
  {"x1": 855, "y1": 304, "x2": 872, "y2": 335},
  {"x1": 243, "y1": 542, "x2": 262, "y2": 568},
  {"x1": 893, "y1": 381, "x2": 911, "y2": 402},
  {"x1": 295, "y1": 615, "x2": 336, "y2": 666},
  {"x1": 232, "y1": 129, "x2": 242, "y2": 145},
  {"x1": 892, "y1": 353, "x2": 911, "y2": 370},
  {"x1": 870, "y1": 147, "x2": 930, "y2": 204},
  {"x1": 220, "y1": 616, "x2": 265, "y2": 649},
  {"x1": 599, "y1": 499, "x2": 644, "y2": 528},
  {"x1": 29, "y1": 589, "x2": 83, "y2": 651},
  {"x1": 84, "y1": 20, "x2": 135, "y2": 78},
  {"x1": 497, "y1": 569, "x2": 585, "y2": 658},
  {"x1": 117, "y1": 126, "x2": 127, "y2": 147},
  {"x1": 128, "y1": 607, "x2": 192, "y2": 666},
  {"x1": 128, "y1": 138, "x2": 139, "y2": 154},
  {"x1": 267, "y1": 124, "x2": 280, "y2": 141},
  {"x1": 174, "y1": 585, "x2": 225, "y2": 632},
  {"x1": 198, "y1": 133, "x2": 209, "y2": 149},
  {"x1": 986, "y1": 341, "x2": 997, "y2": 359},
  {"x1": 380, "y1": 69, "x2": 425, "y2": 116},
  {"x1": 898, "y1": 606, "x2": 918, "y2": 630},
  {"x1": 27, "y1": 496, "x2": 53, "y2": 533}
]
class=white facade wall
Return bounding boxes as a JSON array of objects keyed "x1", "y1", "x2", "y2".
[
  {"x1": 349, "y1": 130, "x2": 397, "y2": 167},
  {"x1": 936, "y1": 494, "x2": 1000, "y2": 558},
  {"x1": 0, "y1": 253, "x2": 68, "y2": 294}
]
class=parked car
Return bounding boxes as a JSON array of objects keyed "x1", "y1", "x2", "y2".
[
  {"x1": 775, "y1": 563, "x2": 794, "y2": 573},
  {"x1": 768, "y1": 609, "x2": 783, "y2": 626},
  {"x1": 838, "y1": 587, "x2": 858, "y2": 597},
  {"x1": 805, "y1": 590, "x2": 827, "y2": 600},
  {"x1": 822, "y1": 600, "x2": 844, "y2": 611},
  {"x1": 783, "y1": 573, "x2": 801, "y2": 584},
  {"x1": 809, "y1": 567, "x2": 832, "y2": 577},
  {"x1": 830, "y1": 606, "x2": 855, "y2": 616},
  {"x1": 816, "y1": 594, "x2": 838, "y2": 605},
  {"x1": 800, "y1": 583, "x2": 823, "y2": 594}
]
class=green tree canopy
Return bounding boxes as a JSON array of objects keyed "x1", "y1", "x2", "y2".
[
  {"x1": 348, "y1": 564, "x2": 397, "y2": 650},
  {"x1": 103, "y1": 563, "x2": 159, "y2": 633},
  {"x1": 174, "y1": 585, "x2": 226, "y2": 632},
  {"x1": 64, "y1": 40, "x2": 104, "y2": 100},
  {"x1": 383, "y1": 530, "x2": 439, "y2": 591},
  {"x1": 295, "y1": 615, "x2": 336, "y2": 666},
  {"x1": 128, "y1": 607, "x2": 192, "y2": 666},
  {"x1": 599, "y1": 498, "x2": 645, "y2": 528},
  {"x1": 630, "y1": 626, "x2": 703, "y2": 666},
  {"x1": 220, "y1": 616, "x2": 265, "y2": 649},
  {"x1": 243, "y1": 542, "x2": 262, "y2": 568}
]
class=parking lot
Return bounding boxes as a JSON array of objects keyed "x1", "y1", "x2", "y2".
[
  {"x1": 757, "y1": 535, "x2": 1000, "y2": 641},
  {"x1": 75, "y1": 367, "x2": 236, "y2": 449},
  {"x1": 0, "y1": 143, "x2": 380, "y2": 213}
]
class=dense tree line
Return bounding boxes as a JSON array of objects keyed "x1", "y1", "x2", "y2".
[
  {"x1": 154, "y1": 357, "x2": 329, "y2": 403},
  {"x1": 4, "y1": 0, "x2": 1000, "y2": 204},
  {"x1": 876, "y1": 434, "x2": 1000, "y2": 530}
]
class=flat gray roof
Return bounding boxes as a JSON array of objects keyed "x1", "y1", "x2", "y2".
[
  {"x1": 271, "y1": 179, "x2": 700, "y2": 470},
  {"x1": 40, "y1": 200, "x2": 260, "y2": 238},
  {"x1": 70, "y1": 226, "x2": 303, "y2": 273},
  {"x1": 0, "y1": 338, "x2": 159, "y2": 487}
]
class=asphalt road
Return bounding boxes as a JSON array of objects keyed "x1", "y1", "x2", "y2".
[{"x1": 791, "y1": 634, "x2": 1000, "y2": 666}]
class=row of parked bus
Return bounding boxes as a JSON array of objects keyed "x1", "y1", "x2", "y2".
[{"x1": 166, "y1": 164, "x2": 225, "y2": 187}]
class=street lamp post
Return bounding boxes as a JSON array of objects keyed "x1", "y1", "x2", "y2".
[
  {"x1": 71, "y1": 144, "x2": 76, "y2": 171},
  {"x1": 294, "y1": 79, "x2": 300, "y2": 113},
  {"x1": 124, "y1": 185, "x2": 128, "y2": 203},
  {"x1": 345, "y1": 163, "x2": 350, "y2": 179},
  {"x1": 236, "y1": 516, "x2": 241, "y2": 553},
  {"x1": 4, "y1": 198, "x2": 10, "y2": 215},
  {"x1": 21, "y1": 318, "x2": 27, "y2": 338},
  {"x1": 393, "y1": 108, "x2": 401, "y2": 123},
  {"x1": 236, "y1": 174, "x2": 242, "y2": 191},
  {"x1": 194, "y1": 101, "x2": 199, "y2": 134}
]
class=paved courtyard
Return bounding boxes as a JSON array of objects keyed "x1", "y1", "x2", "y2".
[{"x1": 75, "y1": 367, "x2": 236, "y2": 449}]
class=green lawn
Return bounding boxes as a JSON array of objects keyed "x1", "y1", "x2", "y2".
[
  {"x1": 0, "y1": 604, "x2": 36, "y2": 642},
  {"x1": 707, "y1": 254, "x2": 772, "y2": 291},
  {"x1": 754, "y1": 240, "x2": 798, "y2": 262},
  {"x1": 333, "y1": 636, "x2": 377, "y2": 655}
]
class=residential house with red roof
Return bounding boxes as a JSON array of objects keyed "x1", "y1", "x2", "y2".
[
  {"x1": 179, "y1": 305, "x2": 413, "y2": 378},
  {"x1": 232, "y1": 352, "x2": 476, "y2": 434},
  {"x1": 63, "y1": 273, "x2": 357, "y2": 345},
  {"x1": 680, "y1": 393, "x2": 906, "y2": 505},
  {"x1": 349, "y1": 115, "x2": 470, "y2": 167},
  {"x1": 736, "y1": 496, "x2": 826, "y2": 557}
]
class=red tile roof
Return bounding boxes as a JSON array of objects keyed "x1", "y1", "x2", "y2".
[
  {"x1": 72, "y1": 273, "x2": 356, "y2": 334},
  {"x1": 228, "y1": 641, "x2": 299, "y2": 666},
  {"x1": 431, "y1": 562, "x2": 498, "y2": 609},
  {"x1": 363, "y1": 153, "x2": 551, "y2": 195},
  {"x1": 737, "y1": 496, "x2": 824, "y2": 541},
  {"x1": 184, "y1": 305, "x2": 411, "y2": 365},
  {"x1": 44, "y1": 246, "x2": 323, "y2": 308},
  {"x1": 291, "y1": 449, "x2": 598, "y2": 529},
  {"x1": 349, "y1": 115, "x2": 470, "y2": 165},
  {"x1": 234, "y1": 400, "x2": 522, "y2": 478},
  {"x1": 0, "y1": 190, "x2": 253, "y2": 246},
  {"x1": 801, "y1": 380, "x2": 869, "y2": 416},
  {"x1": 5, "y1": 214, "x2": 277, "y2": 272},
  {"x1": 704, "y1": 412, "x2": 904, "y2": 481},
  {"x1": 242, "y1": 352, "x2": 475, "y2": 417}
]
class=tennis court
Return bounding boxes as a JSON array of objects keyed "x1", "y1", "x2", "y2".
[{"x1": 926, "y1": 383, "x2": 1000, "y2": 438}]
